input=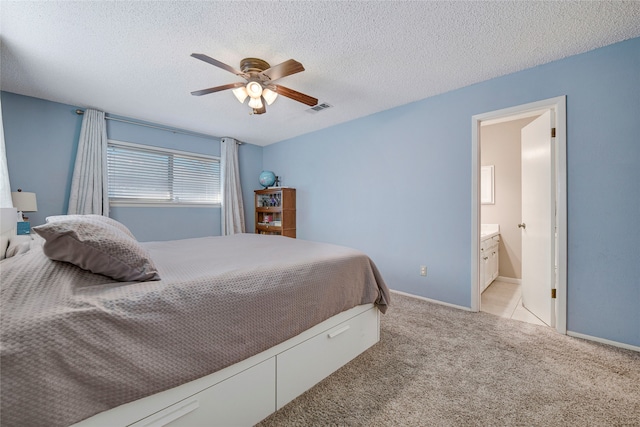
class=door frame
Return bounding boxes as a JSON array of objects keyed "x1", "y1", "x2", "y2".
[{"x1": 470, "y1": 96, "x2": 567, "y2": 334}]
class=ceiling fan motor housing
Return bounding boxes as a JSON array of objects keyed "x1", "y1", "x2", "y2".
[{"x1": 240, "y1": 58, "x2": 271, "y2": 76}]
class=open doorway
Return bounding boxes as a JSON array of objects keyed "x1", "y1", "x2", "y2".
[
  {"x1": 480, "y1": 114, "x2": 545, "y2": 325},
  {"x1": 471, "y1": 97, "x2": 567, "y2": 334}
]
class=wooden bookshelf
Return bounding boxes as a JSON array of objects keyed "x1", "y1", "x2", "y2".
[{"x1": 254, "y1": 188, "x2": 296, "y2": 238}]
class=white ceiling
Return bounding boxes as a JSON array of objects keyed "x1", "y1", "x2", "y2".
[{"x1": 1, "y1": 1, "x2": 639, "y2": 146}]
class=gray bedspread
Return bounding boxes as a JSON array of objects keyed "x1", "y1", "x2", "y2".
[{"x1": 0, "y1": 233, "x2": 389, "y2": 427}]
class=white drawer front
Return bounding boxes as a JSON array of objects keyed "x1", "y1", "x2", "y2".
[
  {"x1": 133, "y1": 357, "x2": 275, "y2": 427},
  {"x1": 276, "y1": 307, "x2": 379, "y2": 409}
]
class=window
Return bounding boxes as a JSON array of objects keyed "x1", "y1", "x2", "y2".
[{"x1": 107, "y1": 140, "x2": 220, "y2": 206}]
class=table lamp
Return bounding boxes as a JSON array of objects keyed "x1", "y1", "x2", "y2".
[{"x1": 11, "y1": 189, "x2": 38, "y2": 222}]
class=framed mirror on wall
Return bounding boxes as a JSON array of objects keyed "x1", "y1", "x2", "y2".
[{"x1": 481, "y1": 165, "x2": 494, "y2": 205}]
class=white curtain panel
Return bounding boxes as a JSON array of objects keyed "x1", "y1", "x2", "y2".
[
  {"x1": 221, "y1": 137, "x2": 245, "y2": 235},
  {"x1": 0, "y1": 97, "x2": 13, "y2": 208},
  {"x1": 67, "y1": 109, "x2": 109, "y2": 215}
]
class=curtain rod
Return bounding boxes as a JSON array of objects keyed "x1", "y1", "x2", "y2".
[{"x1": 74, "y1": 109, "x2": 241, "y2": 143}]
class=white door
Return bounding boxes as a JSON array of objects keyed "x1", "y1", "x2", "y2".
[{"x1": 520, "y1": 111, "x2": 555, "y2": 326}]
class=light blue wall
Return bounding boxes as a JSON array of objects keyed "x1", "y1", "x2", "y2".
[
  {"x1": 2, "y1": 92, "x2": 263, "y2": 241},
  {"x1": 264, "y1": 38, "x2": 640, "y2": 346},
  {"x1": 2, "y1": 92, "x2": 81, "y2": 227}
]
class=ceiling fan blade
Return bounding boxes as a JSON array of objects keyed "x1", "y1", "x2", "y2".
[
  {"x1": 272, "y1": 84, "x2": 318, "y2": 107},
  {"x1": 260, "y1": 59, "x2": 305, "y2": 82},
  {"x1": 191, "y1": 82, "x2": 245, "y2": 96},
  {"x1": 191, "y1": 53, "x2": 248, "y2": 78}
]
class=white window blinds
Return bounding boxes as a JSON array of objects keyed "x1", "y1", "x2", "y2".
[{"x1": 107, "y1": 141, "x2": 221, "y2": 206}]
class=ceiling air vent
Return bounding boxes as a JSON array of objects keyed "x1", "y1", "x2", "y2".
[{"x1": 306, "y1": 103, "x2": 333, "y2": 113}]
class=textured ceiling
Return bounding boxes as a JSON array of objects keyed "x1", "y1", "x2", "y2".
[{"x1": 1, "y1": 1, "x2": 639, "y2": 146}]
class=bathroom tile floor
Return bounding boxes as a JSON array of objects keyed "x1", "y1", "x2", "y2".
[{"x1": 481, "y1": 280, "x2": 547, "y2": 326}]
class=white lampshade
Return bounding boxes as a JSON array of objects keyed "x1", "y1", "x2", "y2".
[
  {"x1": 11, "y1": 191, "x2": 37, "y2": 212},
  {"x1": 232, "y1": 87, "x2": 248, "y2": 103},
  {"x1": 246, "y1": 81, "x2": 263, "y2": 98},
  {"x1": 262, "y1": 88, "x2": 278, "y2": 105},
  {"x1": 248, "y1": 96, "x2": 263, "y2": 109}
]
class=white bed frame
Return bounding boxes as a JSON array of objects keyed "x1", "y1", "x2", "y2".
[{"x1": 73, "y1": 303, "x2": 380, "y2": 426}]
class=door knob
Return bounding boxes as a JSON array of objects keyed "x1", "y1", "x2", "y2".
[{"x1": 518, "y1": 223, "x2": 526, "y2": 229}]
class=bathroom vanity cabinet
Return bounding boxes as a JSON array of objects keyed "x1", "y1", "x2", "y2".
[{"x1": 480, "y1": 234, "x2": 500, "y2": 292}]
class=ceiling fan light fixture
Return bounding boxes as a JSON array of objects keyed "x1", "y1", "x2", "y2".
[
  {"x1": 262, "y1": 88, "x2": 278, "y2": 105},
  {"x1": 246, "y1": 81, "x2": 263, "y2": 98},
  {"x1": 248, "y1": 96, "x2": 263, "y2": 109},
  {"x1": 232, "y1": 86, "x2": 248, "y2": 103}
]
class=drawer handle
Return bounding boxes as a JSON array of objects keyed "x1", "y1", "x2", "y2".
[
  {"x1": 328, "y1": 325, "x2": 350, "y2": 339},
  {"x1": 143, "y1": 399, "x2": 199, "y2": 427}
]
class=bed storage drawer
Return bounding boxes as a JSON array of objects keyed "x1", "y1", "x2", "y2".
[
  {"x1": 276, "y1": 306, "x2": 379, "y2": 409},
  {"x1": 131, "y1": 357, "x2": 275, "y2": 427}
]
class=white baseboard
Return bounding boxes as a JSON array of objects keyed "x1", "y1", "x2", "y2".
[
  {"x1": 496, "y1": 276, "x2": 522, "y2": 285},
  {"x1": 390, "y1": 289, "x2": 472, "y2": 312},
  {"x1": 567, "y1": 331, "x2": 639, "y2": 352}
]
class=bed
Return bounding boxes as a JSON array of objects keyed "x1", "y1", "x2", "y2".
[{"x1": 0, "y1": 211, "x2": 389, "y2": 427}]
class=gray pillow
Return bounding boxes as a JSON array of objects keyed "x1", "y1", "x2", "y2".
[
  {"x1": 46, "y1": 214, "x2": 136, "y2": 239},
  {"x1": 33, "y1": 217, "x2": 160, "y2": 282}
]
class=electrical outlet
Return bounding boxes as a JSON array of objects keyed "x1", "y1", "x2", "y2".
[{"x1": 420, "y1": 266, "x2": 427, "y2": 276}]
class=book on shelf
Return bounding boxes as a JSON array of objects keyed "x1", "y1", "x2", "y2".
[{"x1": 258, "y1": 221, "x2": 282, "y2": 227}]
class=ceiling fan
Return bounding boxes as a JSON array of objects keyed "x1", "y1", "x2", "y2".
[{"x1": 190, "y1": 54, "x2": 318, "y2": 115}]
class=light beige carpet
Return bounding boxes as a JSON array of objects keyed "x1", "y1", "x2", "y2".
[{"x1": 258, "y1": 293, "x2": 640, "y2": 426}]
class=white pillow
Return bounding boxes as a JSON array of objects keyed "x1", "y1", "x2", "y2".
[
  {"x1": 0, "y1": 233, "x2": 9, "y2": 261},
  {"x1": 5, "y1": 235, "x2": 34, "y2": 258}
]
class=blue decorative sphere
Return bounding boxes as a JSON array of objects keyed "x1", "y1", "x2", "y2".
[{"x1": 259, "y1": 170, "x2": 276, "y2": 188}]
